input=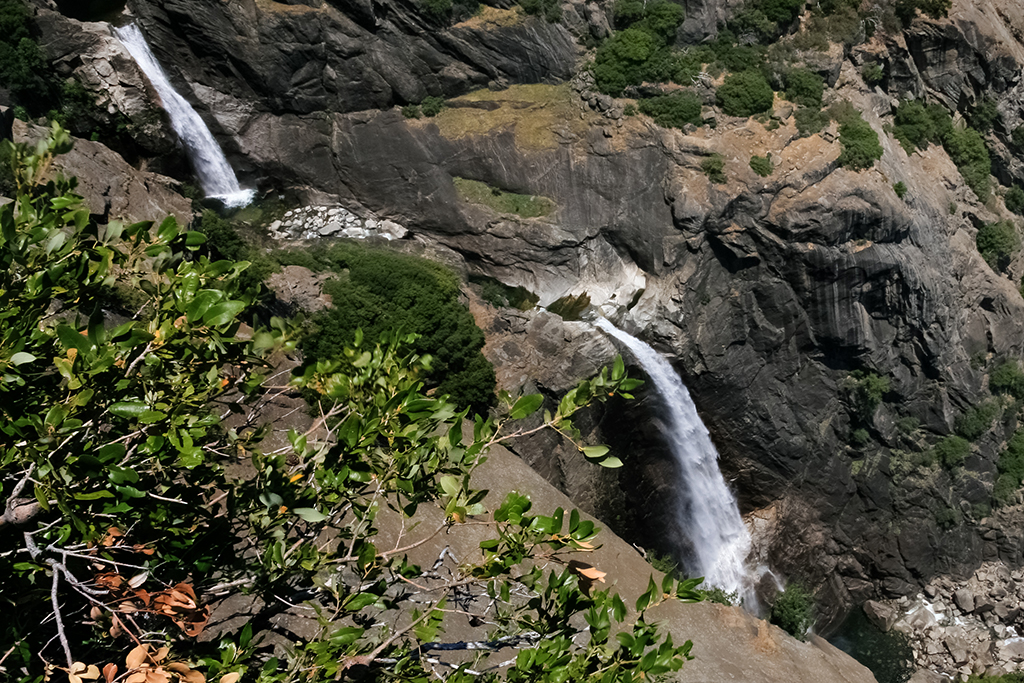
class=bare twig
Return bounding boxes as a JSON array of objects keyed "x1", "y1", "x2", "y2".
[{"x1": 49, "y1": 558, "x2": 73, "y2": 668}]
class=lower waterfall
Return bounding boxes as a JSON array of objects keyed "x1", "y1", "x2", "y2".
[
  {"x1": 595, "y1": 318, "x2": 755, "y2": 607},
  {"x1": 114, "y1": 23, "x2": 254, "y2": 208}
]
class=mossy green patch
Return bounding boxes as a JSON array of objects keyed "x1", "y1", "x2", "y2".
[{"x1": 453, "y1": 177, "x2": 555, "y2": 218}]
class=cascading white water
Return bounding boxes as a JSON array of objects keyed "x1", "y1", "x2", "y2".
[
  {"x1": 595, "y1": 318, "x2": 756, "y2": 606},
  {"x1": 113, "y1": 23, "x2": 254, "y2": 208}
]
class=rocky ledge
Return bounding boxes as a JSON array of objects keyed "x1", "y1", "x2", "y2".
[
  {"x1": 868, "y1": 560, "x2": 1024, "y2": 681},
  {"x1": 266, "y1": 204, "x2": 408, "y2": 241}
]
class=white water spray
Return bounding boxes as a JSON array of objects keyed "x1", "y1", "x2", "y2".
[
  {"x1": 595, "y1": 318, "x2": 755, "y2": 606},
  {"x1": 113, "y1": 23, "x2": 254, "y2": 208}
]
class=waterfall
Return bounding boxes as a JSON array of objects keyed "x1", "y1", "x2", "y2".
[
  {"x1": 595, "y1": 318, "x2": 755, "y2": 606},
  {"x1": 113, "y1": 23, "x2": 254, "y2": 208}
]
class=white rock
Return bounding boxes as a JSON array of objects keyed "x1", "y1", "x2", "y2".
[{"x1": 320, "y1": 221, "x2": 344, "y2": 235}]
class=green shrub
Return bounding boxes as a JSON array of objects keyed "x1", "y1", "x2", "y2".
[
  {"x1": 955, "y1": 400, "x2": 1001, "y2": 441},
  {"x1": 861, "y1": 63, "x2": 884, "y2": 84},
  {"x1": 520, "y1": 0, "x2": 562, "y2": 22},
  {"x1": 943, "y1": 126, "x2": 991, "y2": 199},
  {"x1": 198, "y1": 209, "x2": 277, "y2": 293},
  {"x1": 593, "y1": 28, "x2": 661, "y2": 96},
  {"x1": 402, "y1": 104, "x2": 421, "y2": 118},
  {"x1": 717, "y1": 70, "x2": 774, "y2": 117},
  {"x1": 990, "y1": 361, "x2": 1024, "y2": 400},
  {"x1": 895, "y1": 0, "x2": 951, "y2": 22},
  {"x1": 282, "y1": 243, "x2": 496, "y2": 410},
  {"x1": 701, "y1": 153, "x2": 726, "y2": 183},
  {"x1": 635, "y1": 0, "x2": 685, "y2": 39},
  {"x1": 934, "y1": 506, "x2": 960, "y2": 529},
  {"x1": 700, "y1": 584, "x2": 738, "y2": 605},
  {"x1": 547, "y1": 292, "x2": 592, "y2": 321},
  {"x1": 638, "y1": 92, "x2": 702, "y2": 129},
  {"x1": 623, "y1": 103, "x2": 637, "y2": 116},
  {"x1": 759, "y1": 0, "x2": 806, "y2": 24},
  {"x1": 934, "y1": 435, "x2": 970, "y2": 469},
  {"x1": 837, "y1": 113, "x2": 883, "y2": 171},
  {"x1": 846, "y1": 370, "x2": 889, "y2": 422},
  {"x1": 784, "y1": 68, "x2": 824, "y2": 109},
  {"x1": 612, "y1": 0, "x2": 646, "y2": 27},
  {"x1": 421, "y1": 96, "x2": 445, "y2": 117},
  {"x1": 892, "y1": 100, "x2": 950, "y2": 153},
  {"x1": 470, "y1": 274, "x2": 539, "y2": 310},
  {"x1": 750, "y1": 154, "x2": 773, "y2": 177},
  {"x1": 897, "y1": 416, "x2": 920, "y2": 435},
  {"x1": 1013, "y1": 125, "x2": 1024, "y2": 150},
  {"x1": 771, "y1": 583, "x2": 814, "y2": 640},
  {"x1": 976, "y1": 220, "x2": 1020, "y2": 272},
  {"x1": 893, "y1": 181, "x2": 907, "y2": 199},
  {"x1": 795, "y1": 106, "x2": 830, "y2": 137},
  {"x1": 1005, "y1": 186, "x2": 1024, "y2": 215},
  {"x1": 969, "y1": 97, "x2": 1000, "y2": 133},
  {"x1": 994, "y1": 431, "x2": 1024, "y2": 506},
  {"x1": 851, "y1": 428, "x2": 870, "y2": 447},
  {"x1": 423, "y1": 0, "x2": 452, "y2": 17}
]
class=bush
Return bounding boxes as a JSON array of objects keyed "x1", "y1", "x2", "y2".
[
  {"x1": 759, "y1": 0, "x2": 806, "y2": 24},
  {"x1": 402, "y1": 104, "x2": 421, "y2": 118},
  {"x1": 994, "y1": 431, "x2": 1024, "y2": 506},
  {"x1": 1014, "y1": 125, "x2": 1024, "y2": 150},
  {"x1": 837, "y1": 113, "x2": 883, "y2": 171},
  {"x1": 282, "y1": 243, "x2": 497, "y2": 410},
  {"x1": 613, "y1": 0, "x2": 645, "y2": 27},
  {"x1": 943, "y1": 126, "x2": 991, "y2": 199},
  {"x1": 846, "y1": 370, "x2": 889, "y2": 423},
  {"x1": 990, "y1": 360, "x2": 1024, "y2": 400},
  {"x1": 750, "y1": 154, "x2": 773, "y2": 177},
  {"x1": 771, "y1": 583, "x2": 814, "y2": 640},
  {"x1": 892, "y1": 100, "x2": 950, "y2": 153},
  {"x1": 784, "y1": 68, "x2": 824, "y2": 109},
  {"x1": 198, "y1": 209, "x2": 277, "y2": 293},
  {"x1": 1005, "y1": 186, "x2": 1024, "y2": 215},
  {"x1": 934, "y1": 435, "x2": 970, "y2": 469},
  {"x1": 423, "y1": 0, "x2": 452, "y2": 16},
  {"x1": 969, "y1": 97, "x2": 1001, "y2": 133},
  {"x1": 701, "y1": 153, "x2": 726, "y2": 183},
  {"x1": 471, "y1": 275, "x2": 540, "y2": 310},
  {"x1": 955, "y1": 400, "x2": 1001, "y2": 441},
  {"x1": 895, "y1": 0, "x2": 951, "y2": 22},
  {"x1": 861, "y1": 63, "x2": 884, "y2": 84},
  {"x1": 593, "y1": 28, "x2": 661, "y2": 96},
  {"x1": 717, "y1": 70, "x2": 775, "y2": 117},
  {"x1": 547, "y1": 292, "x2": 592, "y2": 320},
  {"x1": 795, "y1": 106, "x2": 830, "y2": 137},
  {"x1": 851, "y1": 428, "x2": 871, "y2": 447},
  {"x1": 976, "y1": 220, "x2": 1020, "y2": 272},
  {"x1": 893, "y1": 181, "x2": 907, "y2": 199},
  {"x1": 520, "y1": 0, "x2": 562, "y2": 22},
  {"x1": 421, "y1": 96, "x2": 445, "y2": 117},
  {"x1": 638, "y1": 92, "x2": 703, "y2": 129}
]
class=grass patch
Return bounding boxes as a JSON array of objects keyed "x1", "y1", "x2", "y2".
[
  {"x1": 469, "y1": 274, "x2": 539, "y2": 310},
  {"x1": 432, "y1": 84, "x2": 584, "y2": 150},
  {"x1": 453, "y1": 177, "x2": 554, "y2": 218},
  {"x1": 547, "y1": 292, "x2": 591, "y2": 321}
]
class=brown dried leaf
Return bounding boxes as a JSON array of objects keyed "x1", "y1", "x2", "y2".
[
  {"x1": 220, "y1": 673, "x2": 240, "y2": 683},
  {"x1": 126, "y1": 644, "x2": 148, "y2": 669},
  {"x1": 102, "y1": 663, "x2": 118, "y2": 683},
  {"x1": 69, "y1": 675, "x2": 82, "y2": 683},
  {"x1": 89, "y1": 605, "x2": 103, "y2": 620},
  {"x1": 182, "y1": 670, "x2": 205, "y2": 683},
  {"x1": 128, "y1": 572, "x2": 148, "y2": 589},
  {"x1": 166, "y1": 663, "x2": 190, "y2": 675},
  {"x1": 82, "y1": 665, "x2": 101, "y2": 680},
  {"x1": 153, "y1": 647, "x2": 169, "y2": 663}
]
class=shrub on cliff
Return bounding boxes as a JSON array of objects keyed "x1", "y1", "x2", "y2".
[
  {"x1": 934, "y1": 435, "x2": 970, "y2": 469},
  {"x1": 771, "y1": 582, "x2": 815, "y2": 640},
  {"x1": 1006, "y1": 186, "x2": 1024, "y2": 215},
  {"x1": 593, "y1": 28, "x2": 660, "y2": 95},
  {"x1": 750, "y1": 154, "x2": 773, "y2": 177},
  {"x1": 845, "y1": 370, "x2": 889, "y2": 423},
  {"x1": 944, "y1": 126, "x2": 991, "y2": 199},
  {"x1": 280, "y1": 242, "x2": 497, "y2": 410},
  {"x1": 955, "y1": 400, "x2": 1001, "y2": 441},
  {"x1": 990, "y1": 360, "x2": 1024, "y2": 400},
  {"x1": 637, "y1": 92, "x2": 702, "y2": 129},
  {"x1": 976, "y1": 220, "x2": 1019, "y2": 272},
  {"x1": 894, "y1": 0, "x2": 951, "y2": 22},
  {"x1": 783, "y1": 68, "x2": 824, "y2": 109},
  {"x1": 837, "y1": 112, "x2": 883, "y2": 171},
  {"x1": 717, "y1": 70, "x2": 774, "y2": 117}
]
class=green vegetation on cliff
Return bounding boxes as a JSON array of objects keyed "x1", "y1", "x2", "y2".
[
  {"x1": 278, "y1": 242, "x2": 497, "y2": 410},
  {"x1": 453, "y1": 176, "x2": 554, "y2": 218},
  {"x1": 771, "y1": 582, "x2": 815, "y2": 640}
]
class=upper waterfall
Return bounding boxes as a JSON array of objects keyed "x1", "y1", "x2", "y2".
[
  {"x1": 595, "y1": 318, "x2": 755, "y2": 606},
  {"x1": 113, "y1": 23, "x2": 254, "y2": 208}
]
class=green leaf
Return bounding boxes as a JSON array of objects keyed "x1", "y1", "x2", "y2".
[
  {"x1": 344, "y1": 592, "x2": 378, "y2": 611},
  {"x1": 439, "y1": 475, "x2": 460, "y2": 499},
  {"x1": 582, "y1": 445, "x2": 609, "y2": 459},
  {"x1": 202, "y1": 301, "x2": 246, "y2": 327},
  {"x1": 109, "y1": 401, "x2": 148, "y2": 419},
  {"x1": 9, "y1": 352, "x2": 35, "y2": 365},
  {"x1": 184, "y1": 230, "x2": 207, "y2": 247},
  {"x1": 293, "y1": 507, "x2": 329, "y2": 523},
  {"x1": 186, "y1": 289, "x2": 223, "y2": 323},
  {"x1": 598, "y1": 456, "x2": 624, "y2": 468},
  {"x1": 138, "y1": 410, "x2": 167, "y2": 424},
  {"x1": 509, "y1": 393, "x2": 544, "y2": 420}
]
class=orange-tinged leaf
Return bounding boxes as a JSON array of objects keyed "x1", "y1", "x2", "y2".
[
  {"x1": 126, "y1": 644, "x2": 148, "y2": 669},
  {"x1": 67, "y1": 347, "x2": 78, "y2": 362},
  {"x1": 126, "y1": 674, "x2": 147, "y2": 683},
  {"x1": 577, "y1": 566, "x2": 607, "y2": 582},
  {"x1": 182, "y1": 671, "x2": 205, "y2": 683},
  {"x1": 289, "y1": 473, "x2": 303, "y2": 483},
  {"x1": 166, "y1": 663, "x2": 190, "y2": 675},
  {"x1": 574, "y1": 540, "x2": 596, "y2": 550},
  {"x1": 103, "y1": 663, "x2": 118, "y2": 683},
  {"x1": 220, "y1": 673, "x2": 240, "y2": 683},
  {"x1": 153, "y1": 647, "x2": 169, "y2": 663}
]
